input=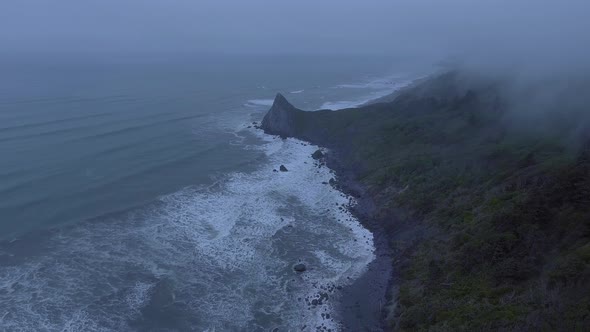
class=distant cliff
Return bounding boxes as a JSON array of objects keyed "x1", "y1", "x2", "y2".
[{"x1": 262, "y1": 72, "x2": 590, "y2": 331}]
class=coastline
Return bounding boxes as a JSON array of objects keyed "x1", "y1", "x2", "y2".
[
  {"x1": 322, "y1": 148, "x2": 430, "y2": 331},
  {"x1": 257, "y1": 78, "x2": 428, "y2": 330},
  {"x1": 256, "y1": 97, "x2": 409, "y2": 331},
  {"x1": 260, "y1": 69, "x2": 590, "y2": 330},
  {"x1": 244, "y1": 122, "x2": 382, "y2": 330},
  {"x1": 253, "y1": 128, "x2": 394, "y2": 331},
  {"x1": 322, "y1": 150, "x2": 394, "y2": 331}
]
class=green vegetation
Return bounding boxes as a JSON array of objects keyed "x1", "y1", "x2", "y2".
[{"x1": 279, "y1": 72, "x2": 590, "y2": 330}]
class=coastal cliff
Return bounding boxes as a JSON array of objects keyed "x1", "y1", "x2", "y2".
[
  {"x1": 261, "y1": 93, "x2": 300, "y2": 137},
  {"x1": 262, "y1": 72, "x2": 590, "y2": 331}
]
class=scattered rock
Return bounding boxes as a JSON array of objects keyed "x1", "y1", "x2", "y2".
[
  {"x1": 280, "y1": 165, "x2": 288, "y2": 172},
  {"x1": 312, "y1": 149, "x2": 324, "y2": 160},
  {"x1": 293, "y1": 263, "x2": 307, "y2": 272},
  {"x1": 273, "y1": 169, "x2": 278, "y2": 172}
]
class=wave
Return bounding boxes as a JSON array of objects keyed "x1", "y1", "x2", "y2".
[
  {"x1": 321, "y1": 79, "x2": 414, "y2": 110},
  {"x1": 0, "y1": 127, "x2": 374, "y2": 331},
  {"x1": 290, "y1": 90, "x2": 305, "y2": 94},
  {"x1": 0, "y1": 112, "x2": 207, "y2": 144},
  {"x1": 0, "y1": 111, "x2": 116, "y2": 133},
  {"x1": 244, "y1": 99, "x2": 274, "y2": 107},
  {"x1": 333, "y1": 74, "x2": 408, "y2": 90}
]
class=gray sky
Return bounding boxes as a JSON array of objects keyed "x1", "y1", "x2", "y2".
[{"x1": 1, "y1": 0, "x2": 589, "y2": 67}]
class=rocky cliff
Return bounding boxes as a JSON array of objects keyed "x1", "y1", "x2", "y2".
[
  {"x1": 261, "y1": 93, "x2": 300, "y2": 137},
  {"x1": 261, "y1": 72, "x2": 590, "y2": 331}
]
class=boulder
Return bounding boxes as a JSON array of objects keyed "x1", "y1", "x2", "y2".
[
  {"x1": 293, "y1": 263, "x2": 307, "y2": 272},
  {"x1": 311, "y1": 149, "x2": 324, "y2": 160}
]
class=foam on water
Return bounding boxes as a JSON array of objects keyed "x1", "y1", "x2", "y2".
[
  {"x1": 244, "y1": 99, "x2": 275, "y2": 107},
  {"x1": 321, "y1": 76, "x2": 414, "y2": 110},
  {"x1": 0, "y1": 124, "x2": 374, "y2": 331}
]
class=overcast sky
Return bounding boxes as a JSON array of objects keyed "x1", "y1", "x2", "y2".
[{"x1": 1, "y1": 0, "x2": 589, "y2": 67}]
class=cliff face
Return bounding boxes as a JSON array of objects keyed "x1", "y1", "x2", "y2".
[
  {"x1": 261, "y1": 93, "x2": 302, "y2": 137},
  {"x1": 261, "y1": 92, "x2": 352, "y2": 147},
  {"x1": 261, "y1": 73, "x2": 590, "y2": 331}
]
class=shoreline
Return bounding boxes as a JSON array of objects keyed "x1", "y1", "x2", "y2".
[
  {"x1": 259, "y1": 70, "x2": 590, "y2": 330},
  {"x1": 250, "y1": 125, "x2": 380, "y2": 330},
  {"x1": 254, "y1": 124, "x2": 394, "y2": 331},
  {"x1": 256, "y1": 78, "x2": 427, "y2": 330},
  {"x1": 268, "y1": 125, "x2": 425, "y2": 332},
  {"x1": 322, "y1": 149, "x2": 395, "y2": 331},
  {"x1": 323, "y1": 149, "x2": 426, "y2": 331}
]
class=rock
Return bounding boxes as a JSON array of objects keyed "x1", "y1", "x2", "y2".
[
  {"x1": 293, "y1": 263, "x2": 307, "y2": 272},
  {"x1": 311, "y1": 149, "x2": 324, "y2": 160},
  {"x1": 261, "y1": 93, "x2": 301, "y2": 137},
  {"x1": 280, "y1": 165, "x2": 288, "y2": 172}
]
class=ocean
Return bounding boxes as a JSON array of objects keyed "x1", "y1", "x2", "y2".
[{"x1": 0, "y1": 54, "x2": 427, "y2": 331}]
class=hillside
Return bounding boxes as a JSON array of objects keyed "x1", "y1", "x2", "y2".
[{"x1": 262, "y1": 71, "x2": 590, "y2": 331}]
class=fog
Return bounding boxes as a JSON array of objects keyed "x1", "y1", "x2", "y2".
[{"x1": 1, "y1": 0, "x2": 589, "y2": 67}]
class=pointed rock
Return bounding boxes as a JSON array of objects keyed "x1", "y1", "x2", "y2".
[{"x1": 261, "y1": 93, "x2": 301, "y2": 137}]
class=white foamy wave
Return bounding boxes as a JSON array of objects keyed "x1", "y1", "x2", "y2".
[
  {"x1": 320, "y1": 100, "x2": 359, "y2": 110},
  {"x1": 334, "y1": 74, "x2": 408, "y2": 90},
  {"x1": 0, "y1": 126, "x2": 374, "y2": 331},
  {"x1": 290, "y1": 90, "x2": 304, "y2": 94},
  {"x1": 321, "y1": 79, "x2": 414, "y2": 110},
  {"x1": 126, "y1": 282, "x2": 154, "y2": 314},
  {"x1": 244, "y1": 99, "x2": 274, "y2": 107}
]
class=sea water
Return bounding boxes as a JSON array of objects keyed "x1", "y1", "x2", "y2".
[{"x1": 0, "y1": 54, "x2": 426, "y2": 331}]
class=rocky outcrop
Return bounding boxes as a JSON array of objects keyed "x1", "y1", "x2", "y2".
[
  {"x1": 261, "y1": 93, "x2": 302, "y2": 137},
  {"x1": 293, "y1": 263, "x2": 307, "y2": 272},
  {"x1": 312, "y1": 149, "x2": 324, "y2": 160}
]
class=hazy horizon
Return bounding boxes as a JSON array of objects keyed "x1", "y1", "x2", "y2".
[{"x1": 2, "y1": 0, "x2": 589, "y2": 69}]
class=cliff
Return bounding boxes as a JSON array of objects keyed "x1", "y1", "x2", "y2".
[
  {"x1": 262, "y1": 72, "x2": 590, "y2": 331},
  {"x1": 261, "y1": 93, "x2": 300, "y2": 137}
]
